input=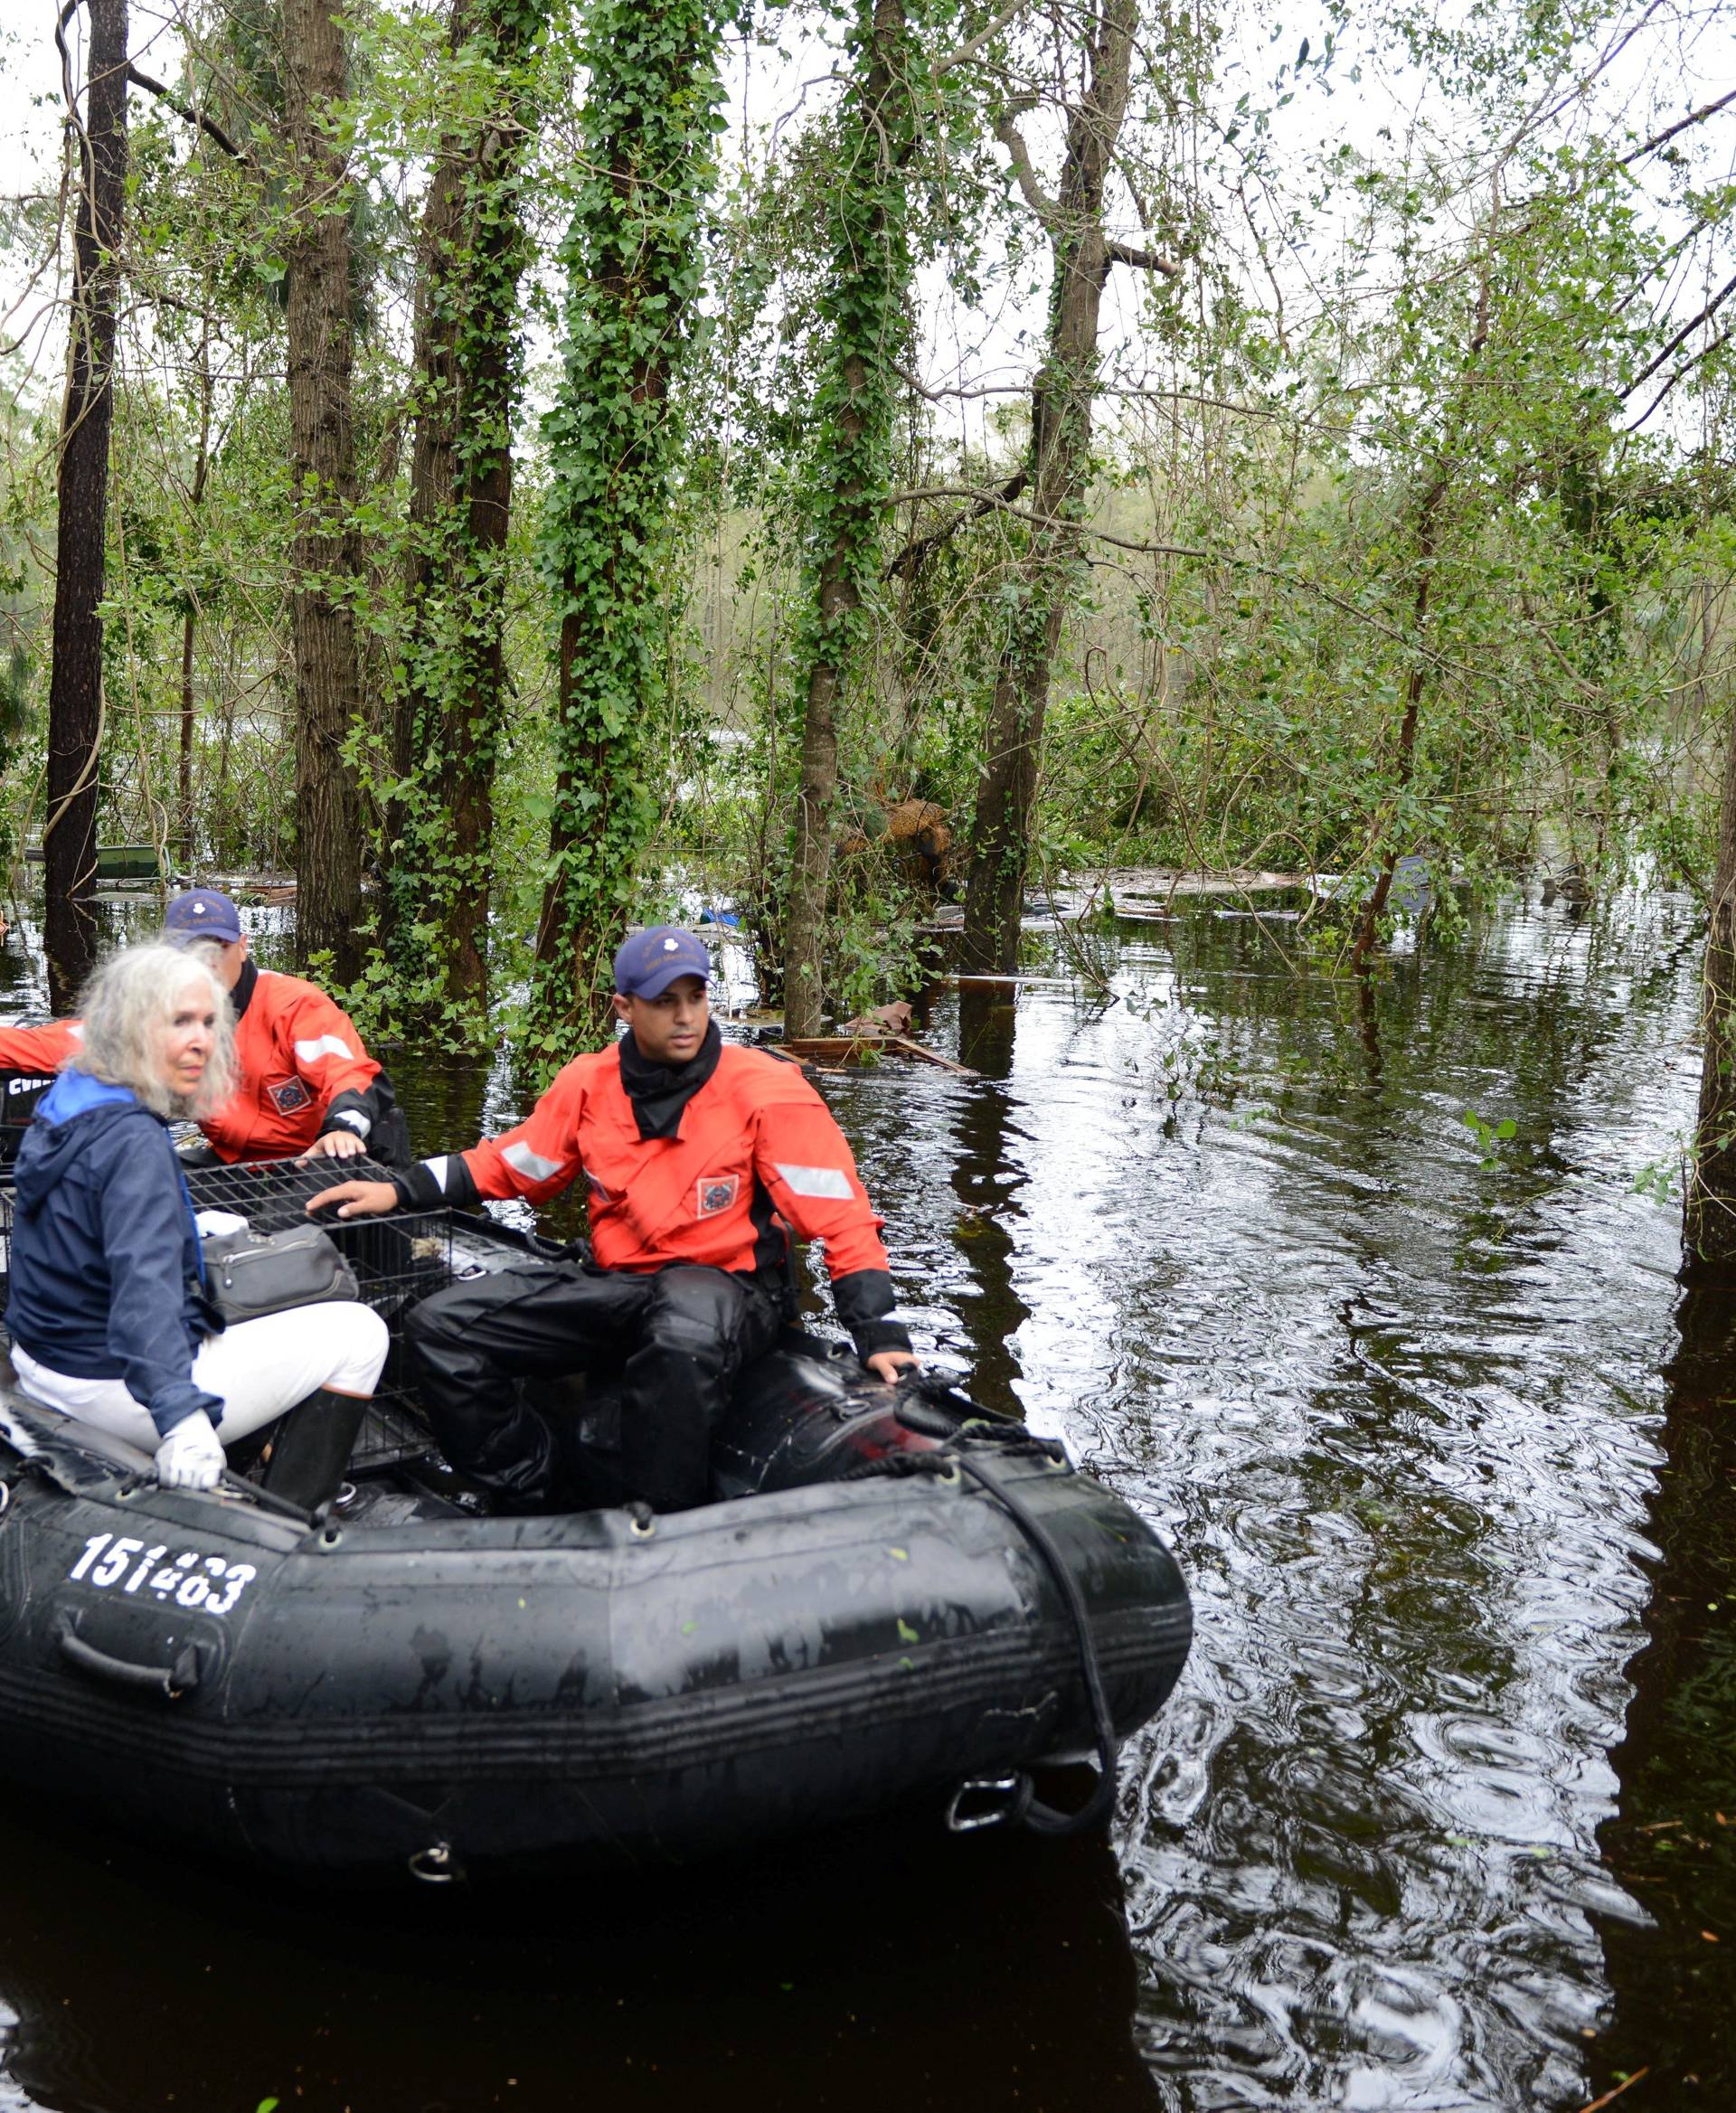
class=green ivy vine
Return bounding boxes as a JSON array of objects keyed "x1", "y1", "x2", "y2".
[
  {"x1": 377, "y1": 0, "x2": 547, "y2": 1046},
  {"x1": 779, "y1": 0, "x2": 924, "y2": 1036},
  {"x1": 525, "y1": 0, "x2": 730, "y2": 1060}
]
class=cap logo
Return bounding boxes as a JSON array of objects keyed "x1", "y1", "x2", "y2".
[{"x1": 663, "y1": 938, "x2": 679, "y2": 952}]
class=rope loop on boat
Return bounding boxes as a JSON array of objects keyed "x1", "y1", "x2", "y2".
[
  {"x1": 949, "y1": 1446, "x2": 1120, "y2": 1838},
  {"x1": 844, "y1": 1408, "x2": 1118, "y2": 1838}
]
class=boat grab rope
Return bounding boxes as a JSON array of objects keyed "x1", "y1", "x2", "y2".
[{"x1": 843, "y1": 1424, "x2": 1119, "y2": 1838}]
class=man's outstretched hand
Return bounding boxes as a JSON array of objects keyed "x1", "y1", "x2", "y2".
[
  {"x1": 865, "y1": 1350, "x2": 920, "y2": 1384},
  {"x1": 307, "y1": 1179, "x2": 399, "y2": 1221},
  {"x1": 300, "y1": 1128, "x2": 367, "y2": 1161}
]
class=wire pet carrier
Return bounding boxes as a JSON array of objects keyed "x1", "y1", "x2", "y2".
[{"x1": 184, "y1": 1156, "x2": 451, "y2": 1469}]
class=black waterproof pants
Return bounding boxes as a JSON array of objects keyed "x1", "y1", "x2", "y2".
[{"x1": 404, "y1": 1259, "x2": 782, "y2": 1512}]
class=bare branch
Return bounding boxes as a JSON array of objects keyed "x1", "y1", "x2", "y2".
[
  {"x1": 1622, "y1": 86, "x2": 1736, "y2": 166},
  {"x1": 1627, "y1": 323, "x2": 1734, "y2": 429},
  {"x1": 881, "y1": 486, "x2": 1486, "y2": 667},
  {"x1": 1621, "y1": 269, "x2": 1736, "y2": 398},
  {"x1": 994, "y1": 99, "x2": 1058, "y2": 228},
  {"x1": 934, "y1": 0, "x2": 1028, "y2": 78},
  {"x1": 887, "y1": 470, "x2": 1029, "y2": 578},
  {"x1": 1105, "y1": 239, "x2": 1180, "y2": 275},
  {"x1": 126, "y1": 61, "x2": 251, "y2": 166}
]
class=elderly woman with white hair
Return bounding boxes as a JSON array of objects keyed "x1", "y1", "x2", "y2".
[{"x1": 5, "y1": 941, "x2": 388, "y2": 1500}]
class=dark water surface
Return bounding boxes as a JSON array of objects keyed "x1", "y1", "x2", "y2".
[{"x1": 3, "y1": 888, "x2": 1733, "y2": 2110}]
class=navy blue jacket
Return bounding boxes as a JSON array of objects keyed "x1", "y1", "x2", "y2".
[{"x1": 6, "y1": 1069, "x2": 221, "y2": 1438}]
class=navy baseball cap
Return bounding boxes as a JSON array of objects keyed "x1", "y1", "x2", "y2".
[
  {"x1": 613, "y1": 924, "x2": 712, "y2": 999},
  {"x1": 164, "y1": 888, "x2": 244, "y2": 946}
]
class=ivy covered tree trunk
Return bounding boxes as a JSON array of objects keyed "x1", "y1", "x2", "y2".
[
  {"x1": 178, "y1": 323, "x2": 212, "y2": 863},
  {"x1": 527, "y1": 0, "x2": 723, "y2": 1058},
  {"x1": 1686, "y1": 707, "x2": 1736, "y2": 1267},
  {"x1": 45, "y1": 0, "x2": 128, "y2": 1011},
  {"x1": 284, "y1": 0, "x2": 363, "y2": 984},
  {"x1": 382, "y1": 0, "x2": 544, "y2": 1042},
  {"x1": 780, "y1": 0, "x2": 916, "y2": 1040},
  {"x1": 961, "y1": 0, "x2": 1137, "y2": 976}
]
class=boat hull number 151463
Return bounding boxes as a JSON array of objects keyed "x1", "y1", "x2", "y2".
[{"x1": 68, "y1": 1533, "x2": 257, "y2": 1615}]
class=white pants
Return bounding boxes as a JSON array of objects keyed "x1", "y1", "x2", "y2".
[{"x1": 12, "y1": 1302, "x2": 390, "y2": 1454}]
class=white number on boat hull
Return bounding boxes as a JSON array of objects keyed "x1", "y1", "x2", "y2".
[{"x1": 68, "y1": 1533, "x2": 257, "y2": 1616}]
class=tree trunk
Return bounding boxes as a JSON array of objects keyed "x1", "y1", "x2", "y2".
[
  {"x1": 527, "y1": 0, "x2": 722, "y2": 1057},
  {"x1": 178, "y1": 323, "x2": 212, "y2": 867},
  {"x1": 1348, "y1": 204, "x2": 1496, "y2": 975},
  {"x1": 780, "y1": 0, "x2": 914, "y2": 1039},
  {"x1": 1686, "y1": 703, "x2": 1736, "y2": 1265},
  {"x1": 284, "y1": 0, "x2": 363, "y2": 983},
  {"x1": 45, "y1": 0, "x2": 129, "y2": 1010},
  {"x1": 961, "y1": 0, "x2": 1137, "y2": 975},
  {"x1": 382, "y1": 0, "x2": 542, "y2": 1039}
]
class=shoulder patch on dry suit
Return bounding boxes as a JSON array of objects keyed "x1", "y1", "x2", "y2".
[
  {"x1": 268, "y1": 1077, "x2": 311, "y2": 1114},
  {"x1": 696, "y1": 1174, "x2": 740, "y2": 1218}
]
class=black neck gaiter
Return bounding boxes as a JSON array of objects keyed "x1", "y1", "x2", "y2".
[
  {"x1": 618, "y1": 1019, "x2": 722, "y2": 1140},
  {"x1": 229, "y1": 956, "x2": 259, "y2": 1022}
]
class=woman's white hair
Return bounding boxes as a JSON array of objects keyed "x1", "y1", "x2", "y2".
[{"x1": 72, "y1": 942, "x2": 236, "y2": 1120}]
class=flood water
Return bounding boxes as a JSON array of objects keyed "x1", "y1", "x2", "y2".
[{"x1": 2, "y1": 885, "x2": 1732, "y2": 2110}]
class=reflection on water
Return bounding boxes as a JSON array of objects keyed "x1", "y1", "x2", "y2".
[{"x1": 2, "y1": 886, "x2": 1731, "y2": 2108}]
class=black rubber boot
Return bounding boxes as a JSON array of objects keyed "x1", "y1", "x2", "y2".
[{"x1": 261, "y1": 1389, "x2": 370, "y2": 1510}]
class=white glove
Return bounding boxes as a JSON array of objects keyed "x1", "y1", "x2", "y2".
[
  {"x1": 194, "y1": 1210, "x2": 249, "y2": 1238},
  {"x1": 156, "y1": 1410, "x2": 225, "y2": 1491}
]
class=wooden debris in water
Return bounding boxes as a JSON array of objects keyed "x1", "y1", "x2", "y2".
[{"x1": 781, "y1": 1033, "x2": 977, "y2": 1078}]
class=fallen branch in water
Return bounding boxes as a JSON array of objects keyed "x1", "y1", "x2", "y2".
[
  {"x1": 781, "y1": 1034, "x2": 978, "y2": 1079},
  {"x1": 1576, "y1": 2068, "x2": 1650, "y2": 2113}
]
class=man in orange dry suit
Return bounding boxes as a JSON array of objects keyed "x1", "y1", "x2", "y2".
[
  {"x1": 0, "y1": 888, "x2": 408, "y2": 1166},
  {"x1": 311, "y1": 924, "x2": 919, "y2": 1512}
]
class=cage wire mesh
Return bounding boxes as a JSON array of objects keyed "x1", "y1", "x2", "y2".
[{"x1": 184, "y1": 1156, "x2": 448, "y2": 1469}]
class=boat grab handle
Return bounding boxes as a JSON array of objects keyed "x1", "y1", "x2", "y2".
[
  {"x1": 946, "y1": 1775, "x2": 1028, "y2": 1833},
  {"x1": 58, "y1": 1618, "x2": 201, "y2": 1700}
]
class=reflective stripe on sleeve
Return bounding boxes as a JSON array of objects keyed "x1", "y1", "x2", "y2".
[
  {"x1": 774, "y1": 1163, "x2": 854, "y2": 1201},
  {"x1": 423, "y1": 1154, "x2": 451, "y2": 1191},
  {"x1": 331, "y1": 1108, "x2": 371, "y2": 1136},
  {"x1": 293, "y1": 1033, "x2": 358, "y2": 1064},
  {"x1": 503, "y1": 1140, "x2": 567, "y2": 1182}
]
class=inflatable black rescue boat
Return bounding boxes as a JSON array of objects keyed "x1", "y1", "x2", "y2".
[{"x1": 0, "y1": 1165, "x2": 1191, "y2": 1885}]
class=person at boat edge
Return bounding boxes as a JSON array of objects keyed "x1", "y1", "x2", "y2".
[
  {"x1": 0, "y1": 885, "x2": 410, "y2": 1167},
  {"x1": 5, "y1": 940, "x2": 389, "y2": 1498},
  {"x1": 310, "y1": 922, "x2": 919, "y2": 1514}
]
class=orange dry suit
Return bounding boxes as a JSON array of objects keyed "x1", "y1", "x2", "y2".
[
  {"x1": 0, "y1": 963, "x2": 405, "y2": 1165},
  {"x1": 394, "y1": 1029, "x2": 909, "y2": 1354},
  {"x1": 0, "y1": 1019, "x2": 83, "y2": 1077},
  {"x1": 0, "y1": 1019, "x2": 84, "y2": 1165},
  {"x1": 393, "y1": 1025, "x2": 912, "y2": 1512},
  {"x1": 199, "y1": 958, "x2": 401, "y2": 1163}
]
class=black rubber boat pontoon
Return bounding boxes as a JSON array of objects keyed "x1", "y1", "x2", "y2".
[{"x1": 0, "y1": 1156, "x2": 1192, "y2": 1884}]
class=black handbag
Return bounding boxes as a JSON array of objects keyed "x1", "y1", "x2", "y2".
[{"x1": 200, "y1": 1224, "x2": 361, "y2": 1325}]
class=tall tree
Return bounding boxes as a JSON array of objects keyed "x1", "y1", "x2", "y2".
[
  {"x1": 1687, "y1": 693, "x2": 1736, "y2": 1267},
  {"x1": 283, "y1": 0, "x2": 363, "y2": 982},
  {"x1": 381, "y1": 0, "x2": 547, "y2": 1041},
  {"x1": 960, "y1": 0, "x2": 1168, "y2": 973},
  {"x1": 44, "y1": 0, "x2": 129, "y2": 1009},
  {"x1": 526, "y1": 0, "x2": 724, "y2": 1057},
  {"x1": 779, "y1": 0, "x2": 919, "y2": 1039}
]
